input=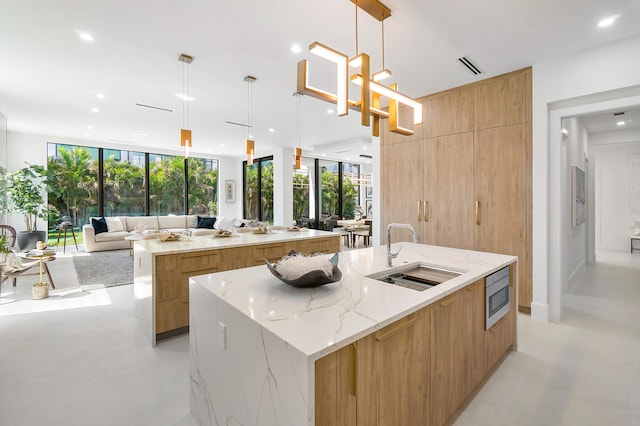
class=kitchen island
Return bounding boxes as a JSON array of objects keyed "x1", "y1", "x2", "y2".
[
  {"x1": 133, "y1": 229, "x2": 339, "y2": 346},
  {"x1": 189, "y1": 242, "x2": 518, "y2": 426}
]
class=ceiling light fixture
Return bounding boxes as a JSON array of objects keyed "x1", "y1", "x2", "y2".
[
  {"x1": 244, "y1": 76, "x2": 257, "y2": 164},
  {"x1": 76, "y1": 31, "x2": 94, "y2": 42},
  {"x1": 91, "y1": 107, "x2": 99, "y2": 113},
  {"x1": 617, "y1": 121, "x2": 626, "y2": 126},
  {"x1": 178, "y1": 53, "x2": 194, "y2": 157},
  {"x1": 372, "y1": 18, "x2": 391, "y2": 82},
  {"x1": 96, "y1": 93, "x2": 104, "y2": 99},
  {"x1": 294, "y1": 92, "x2": 303, "y2": 170},
  {"x1": 291, "y1": 43, "x2": 302, "y2": 53},
  {"x1": 297, "y1": 0, "x2": 422, "y2": 136},
  {"x1": 598, "y1": 14, "x2": 621, "y2": 28}
]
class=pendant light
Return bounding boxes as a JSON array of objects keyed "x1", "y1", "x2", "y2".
[
  {"x1": 372, "y1": 19, "x2": 392, "y2": 82},
  {"x1": 244, "y1": 75, "x2": 256, "y2": 164},
  {"x1": 294, "y1": 92, "x2": 302, "y2": 170},
  {"x1": 178, "y1": 53, "x2": 194, "y2": 157}
]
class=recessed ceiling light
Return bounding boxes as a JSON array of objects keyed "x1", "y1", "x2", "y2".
[
  {"x1": 249, "y1": 134, "x2": 254, "y2": 139},
  {"x1": 84, "y1": 133, "x2": 90, "y2": 137},
  {"x1": 132, "y1": 133, "x2": 148, "y2": 137},
  {"x1": 220, "y1": 144, "x2": 225, "y2": 148},
  {"x1": 327, "y1": 108, "x2": 334, "y2": 114},
  {"x1": 176, "y1": 93, "x2": 194, "y2": 101},
  {"x1": 75, "y1": 30, "x2": 94, "y2": 41},
  {"x1": 617, "y1": 120, "x2": 626, "y2": 126},
  {"x1": 561, "y1": 128, "x2": 569, "y2": 135},
  {"x1": 87, "y1": 125, "x2": 93, "y2": 129},
  {"x1": 269, "y1": 128, "x2": 275, "y2": 133},
  {"x1": 362, "y1": 146, "x2": 367, "y2": 150},
  {"x1": 598, "y1": 14, "x2": 621, "y2": 28},
  {"x1": 322, "y1": 153, "x2": 326, "y2": 156},
  {"x1": 91, "y1": 107, "x2": 99, "y2": 113},
  {"x1": 291, "y1": 43, "x2": 302, "y2": 53},
  {"x1": 96, "y1": 93, "x2": 104, "y2": 99}
]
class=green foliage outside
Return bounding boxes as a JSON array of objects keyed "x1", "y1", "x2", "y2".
[
  {"x1": 7, "y1": 164, "x2": 51, "y2": 232},
  {"x1": 46, "y1": 146, "x2": 218, "y2": 229},
  {"x1": 321, "y1": 170, "x2": 358, "y2": 218},
  {"x1": 293, "y1": 172, "x2": 310, "y2": 219},
  {"x1": 245, "y1": 161, "x2": 273, "y2": 223}
]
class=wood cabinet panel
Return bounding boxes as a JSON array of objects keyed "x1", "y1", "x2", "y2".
[
  {"x1": 358, "y1": 307, "x2": 431, "y2": 426},
  {"x1": 461, "y1": 280, "x2": 487, "y2": 394},
  {"x1": 430, "y1": 292, "x2": 464, "y2": 426},
  {"x1": 315, "y1": 344, "x2": 356, "y2": 426},
  {"x1": 486, "y1": 264, "x2": 517, "y2": 370},
  {"x1": 156, "y1": 255, "x2": 177, "y2": 271},
  {"x1": 423, "y1": 88, "x2": 474, "y2": 138},
  {"x1": 474, "y1": 70, "x2": 526, "y2": 130},
  {"x1": 156, "y1": 296, "x2": 189, "y2": 333},
  {"x1": 423, "y1": 132, "x2": 475, "y2": 249},
  {"x1": 181, "y1": 251, "x2": 219, "y2": 273},
  {"x1": 474, "y1": 124, "x2": 529, "y2": 307},
  {"x1": 156, "y1": 268, "x2": 188, "y2": 302},
  {"x1": 381, "y1": 141, "x2": 424, "y2": 244}
]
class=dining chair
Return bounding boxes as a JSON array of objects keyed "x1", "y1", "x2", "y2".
[{"x1": 353, "y1": 219, "x2": 373, "y2": 247}]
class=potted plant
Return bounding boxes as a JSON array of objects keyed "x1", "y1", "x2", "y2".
[
  {"x1": 7, "y1": 164, "x2": 50, "y2": 251},
  {"x1": 0, "y1": 234, "x2": 11, "y2": 263}
]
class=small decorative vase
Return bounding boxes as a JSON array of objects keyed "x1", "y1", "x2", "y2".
[{"x1": 32, "y1": 283, "x2": 49, "y2": 300}]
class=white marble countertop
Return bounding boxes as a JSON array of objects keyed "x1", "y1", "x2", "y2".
[
  {"x1": 190, "y1": 242, "x2": 516, "y2": 360},
  {"x1": 135, "y1": 229, "x2": 336, "y2": 255}
]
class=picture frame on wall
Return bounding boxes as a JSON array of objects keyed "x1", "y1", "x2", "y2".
[
  {"x1": 365, "y1": 199, "x2": 373, "y2": 218},
  {"x1": 365, "y1": 186, "x2": 373, "y2": 199},
  {"x1": 571, "y1": 166, "x2": 585, "y2": 226},
  {"x1": 225, "y1": 180, "x2": 236, "y2": 203}
]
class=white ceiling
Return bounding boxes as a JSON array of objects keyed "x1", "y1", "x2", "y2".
[
  {"x1": 1, "y1": 0, "x2": 640, "y2": 160},
  {"x1": 579, "y1": 106, "x2": 640, "y2": 134}
]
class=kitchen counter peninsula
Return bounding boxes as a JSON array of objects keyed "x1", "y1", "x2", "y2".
[
  {"x1": 132, "y1": 229, "x2": 339, "y2": 346},
  {"x1": 189, "y1": 242, "x2": 518, "y2": 426}
]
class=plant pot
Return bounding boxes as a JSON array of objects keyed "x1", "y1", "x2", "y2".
[
  {"x1": 32, "y1": 283, "x2": 49, "y2": 300},
  {"x1": 17, "y1": 231, "x2": 47, "y2": 251}
]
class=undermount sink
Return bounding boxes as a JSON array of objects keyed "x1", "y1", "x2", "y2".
[{"x1": 366, "y1": 263, "x2": 463, "y2": 291}]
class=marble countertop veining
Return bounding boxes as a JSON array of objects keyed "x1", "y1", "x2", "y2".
[
  {"x1": 189, "y1": 242, "x2": 517, "y2": 360},
  {"x1": 135, "y1": 229, "x2": 336, "y2": 255}
]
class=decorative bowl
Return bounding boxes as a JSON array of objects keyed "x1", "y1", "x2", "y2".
[
  {"x1": 264, "y1": 250, "x2": 341, "y2": 288},
  {"x1": 214, "y1": 229, "x2": 232, "y2": 238}
]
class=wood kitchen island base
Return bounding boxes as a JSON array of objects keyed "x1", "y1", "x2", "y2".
[
  {"x1": 133, "y1": 230, "x2": 340, "y2": 346},
  {"x1": 189, "y1": 243, "x2": 517, "y2": 426}
]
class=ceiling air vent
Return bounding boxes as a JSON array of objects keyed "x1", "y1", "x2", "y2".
[
  {"x1": 359, "y1": 154, "x2": 373, "y2": 159},
  {"x1": 613, "y1": 111, "x2": 626, "y2": 116},
  {"x1": 457, "y1": 56, "x2": 482, "y2": 75}
]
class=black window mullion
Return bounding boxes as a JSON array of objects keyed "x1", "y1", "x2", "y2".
[
  {"x1": 144, "y1": 153, "x2": 150, "y2": 216},
  {"x1": 338, "y1": 161, "x2": 343, "y2": 219},
  {"x1": 314, "y1": 158, "x2": 320, "y2": 229},
  {"x1": 98, "y1": 148, "x2": 104, "y2": 217},
  {"x1": 184, "y1": 157, "x2": 189, "y2": 215}
]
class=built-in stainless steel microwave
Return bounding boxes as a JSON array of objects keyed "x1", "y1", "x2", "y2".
[{"x1": 485, "y1": 266, "x2": 510, "y2": 330}]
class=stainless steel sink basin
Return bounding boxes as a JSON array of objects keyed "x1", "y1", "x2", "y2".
[{"x1": 366, "y1": 263, "x2": 463, "y2": 291}]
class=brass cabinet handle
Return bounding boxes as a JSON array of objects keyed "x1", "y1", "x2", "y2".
[
  {"x1": 475, "y1": 201, "x2": 480, "y2": 225},
  {"x1": 466, "y1": 281, "x2": 481, "y2": 292},
  {"x1": 439, "y1": 295, "x2": 458, "y2": 307},
  {"x1": 417, "y1": 200, "x2": 422, "y2": 222},
  {"x1": 350, "y1": 343, "x2": 357, "y2": 397},
  {"x1": 424, "y1": 201, "x2": 429, "y2": 222}
]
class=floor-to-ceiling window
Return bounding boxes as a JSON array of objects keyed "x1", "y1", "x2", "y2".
[
  {"x1": 47, "y1": 143, "x2": 219, "y2": 227},
  {"x1": 341, "y1": 162, "x2": 360, "y2": 219},
  {"x1": 293, "y1": 157, "x2": 315, "y2": 223},
  {"x1": 103, "y1": 149, "x2": 145, "y2": 217},
  {"x1": 243, "y1": 156, "x2": 273, "y2": 223},
  {"x1": 319, "y1": 160, "x2": 340, "y2": 218}
]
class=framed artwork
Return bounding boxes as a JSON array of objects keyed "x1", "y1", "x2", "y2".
[
  {"x1": 365, "y1": 186, "x2": 373, "y2": 199},
  {"x1": 225, "y1": 180, "x2": 236, "y2": 203},
  {"x1": 365, "y1": 199, "x2": 373, "y2": 218},
  {"x1": 571, "y1": 166, "x2": 585, "y2": 226}
]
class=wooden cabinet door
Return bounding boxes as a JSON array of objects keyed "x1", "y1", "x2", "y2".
[
  {"x1": 423, "y1": 133, "x2": 475, "y2": 249},
  {"x1": 357, "y1": 307, "x2": 431, "y2": 426},
  {"x1": 315, "y1": 344, "x2": 357, "y2": 426},
  {"x1": 474, "y1": 124, "x2": 529, "y2": 308},
  {"x1": 381, "y1": 140, "x2": 425, "y2": 243},
  {"x1": 430, "y1": 292, "x2": 464, "y2": 426},
  {"x1": 460, "y1": 279, "x2": 487, "y2": 395}
]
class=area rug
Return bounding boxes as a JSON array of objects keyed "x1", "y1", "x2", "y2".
[{"x1": 73, "y1": 249, "x2": 134, "y2": 288}]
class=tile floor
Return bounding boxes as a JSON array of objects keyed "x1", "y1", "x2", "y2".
[{"x1": 1, "y1": 249, "x2": 638, "y2": 425}]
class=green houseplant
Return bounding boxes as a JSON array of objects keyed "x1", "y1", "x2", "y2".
[{"x1": 7, "y1": 164, "x2": 49, "y2": 250}]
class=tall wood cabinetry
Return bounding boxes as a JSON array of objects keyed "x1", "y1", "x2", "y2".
[{"x1": 381, "y1": 68, "x2": 532, "y2": 309}]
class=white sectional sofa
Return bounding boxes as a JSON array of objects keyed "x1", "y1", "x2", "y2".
[{"x1": 82, "y1": 215, "x2": 244, "y2": 252}]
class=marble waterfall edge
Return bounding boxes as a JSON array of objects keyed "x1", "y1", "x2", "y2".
[{"x1": 190, "y1": 282, "x2": 312, "y2": 426}]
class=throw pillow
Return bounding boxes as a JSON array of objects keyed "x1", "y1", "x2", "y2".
[
  {"x1": 106, "y1": 217, "x2": 124, "y2": 232},
  {"x1": 197, "y1": 216, "x2": 216, "y2": 229},
  {"x1": 91, "y1": 217, "x2": 108, "y2": 235}
]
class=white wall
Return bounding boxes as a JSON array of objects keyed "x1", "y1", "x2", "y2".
[
  {"x1": 590, "y1": 128, "x2": 640, "y2": 251},
  {"x1": 562, "y1": 117, "x2": 588, "y2": 288},
  {"x1": 532, "y1": 34, "x2": 640, "y2": 321},
  {"x1": 6, "y1": 130, "x2": 244, "y2": 228}
]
